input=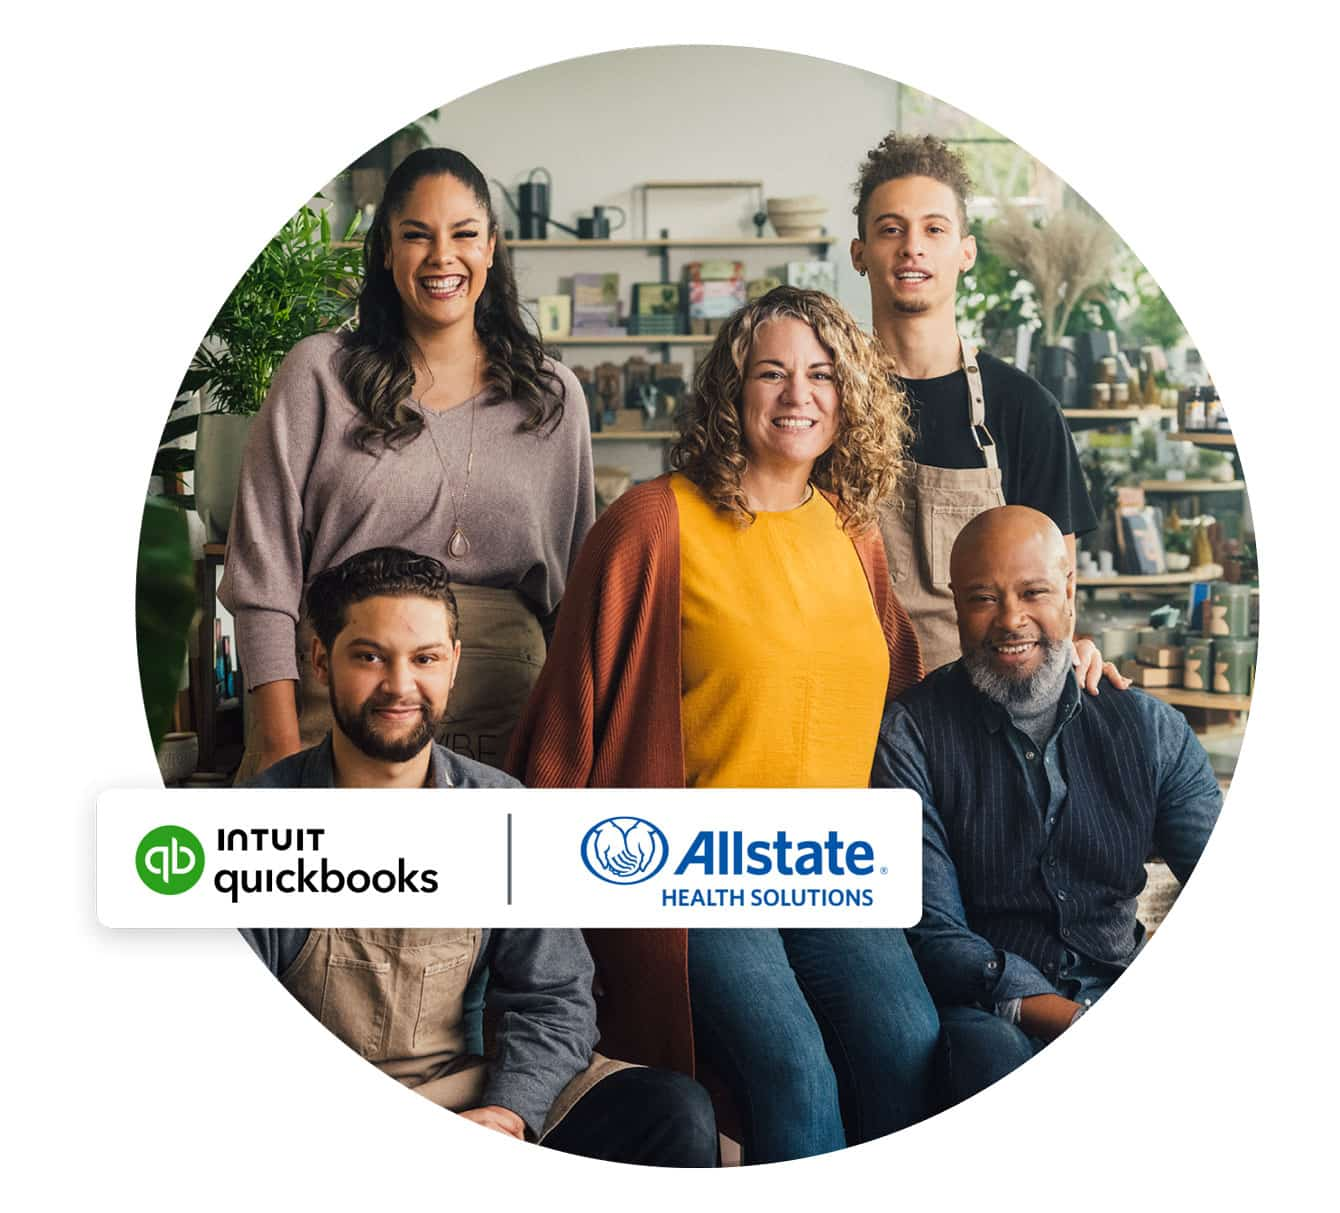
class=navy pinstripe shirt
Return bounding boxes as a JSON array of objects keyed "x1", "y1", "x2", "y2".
[{"x1": 872, "y1": 663, "x2": 1221, "y2": 1008}]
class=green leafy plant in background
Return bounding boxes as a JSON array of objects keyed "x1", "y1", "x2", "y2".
[
  {"x1": 957, "y1": 218, "x2": 1032, "y2": 351},
  {"x1": 1126, "y1": 272, "x2": 1187, "y2": 350},
  {"x1": 191, "y1": 204, "x2": 364, "y2": 414},
  {"x1": 136, "y1": 499, "x2": 197, "y2": 751}
]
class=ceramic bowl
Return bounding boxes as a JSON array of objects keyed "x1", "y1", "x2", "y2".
[
  {"x1": 156, "y1": 731, "x2": 199, "y2": 785},
  {"x1": 766, "y1": 196, "x2": 827, "y2": 238}
]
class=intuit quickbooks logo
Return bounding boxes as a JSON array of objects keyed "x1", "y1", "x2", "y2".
[
  {"x1": 136, "y1": 825, "x2": 205, "y2": 895},
  {"x1": 581, "y1": 817, "x2": 670, "y2": 885}
]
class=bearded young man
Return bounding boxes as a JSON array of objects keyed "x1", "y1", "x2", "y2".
[
  {"x1": 850, "y1": 133, "x2": 1125, "y2": 692},
  {"x1": 871, "y1": 508, "x2": 1221, "y2": 1109},
  {"x1": 242, "y1": 547, "x2": 717, "y2": 1166}
]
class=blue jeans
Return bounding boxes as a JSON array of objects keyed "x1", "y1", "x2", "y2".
[
  {"x1": 934, "y1": 962, "x2": 1114, "y2": 1111},
  {"x1": 687, "y1": 928, "x2": 939, "y2": 1164},
  {"x1": 934, "y1": 1006, "x2": 1045, "y2": 1110}
]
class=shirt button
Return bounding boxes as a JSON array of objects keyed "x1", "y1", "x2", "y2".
[
  {"x1": 986, "y1": 960, "x2": 999, "y2": 971},
  {"x1": 1025, "y1": 750, "x2": 1037, "y2": 761},
  {"x1": 1057, "y1": 890, "x2": 1068, "y2": 902},
  {"x1": 1047, "y1": 817, "x2": 1057, "y2": 828},
  {"x1": 1047, "y1": 857, "x2": 1058, "y2": 867},
  {"x1": 1060, "y1": 928, "x2": 1071, "y2": 940}
]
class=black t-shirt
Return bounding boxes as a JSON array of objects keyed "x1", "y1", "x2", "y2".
[{"x1": 899, "y1": 351, "x2": 1097, "y2": 536}]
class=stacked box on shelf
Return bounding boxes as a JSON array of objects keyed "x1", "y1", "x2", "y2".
[
  {"x1": 686, "y1": 260, "x2": 745, "y2": 335},
  {"x1": 785, "y1": 260, "x2": 837, "y2": 295},
  {"x1": 628, "y1": 283, "x2": 683, "y2": 337},
  {"x1": 572, "y1": 272, "x2": 622, "y2": 336}
]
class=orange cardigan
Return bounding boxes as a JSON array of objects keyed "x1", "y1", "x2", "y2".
[{"x1": 506, "y1": 475, "x2": 924, "y2": 1076}]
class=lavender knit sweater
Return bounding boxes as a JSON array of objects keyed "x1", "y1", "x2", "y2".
[{"x1": 217, "y1": 331, "x2": 594, "y2": 690}]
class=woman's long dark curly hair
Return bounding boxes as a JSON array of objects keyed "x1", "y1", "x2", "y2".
[
  {"x1": 670, "y1": 286, "x2": 910, "y2": 533},
  {"x1": 340, "y1": 147, "x2": 564, "y2": 450}
]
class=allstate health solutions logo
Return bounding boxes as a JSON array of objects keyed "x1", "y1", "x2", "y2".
[
  {"x1": 136, "y1": 825, "x2": 205, "y2": 895},
  {"x1": 580, "y1": 817, "x2": 669, "y2": 885}
]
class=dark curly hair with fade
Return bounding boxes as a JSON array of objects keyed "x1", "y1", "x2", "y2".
[
  {"x1": 670, "y1": 286, "x2": 910, "y2": 534},
  {"x1": 852, "y1": 133, "x2": 974, "y2": 239},
  {"x1": 306, "y1": 547, "x2": 459, "y2": 651}
]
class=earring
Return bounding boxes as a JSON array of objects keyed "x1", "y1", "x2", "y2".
[{"x1": 858, "y1": 268, "x2": 867, "y2": 277}]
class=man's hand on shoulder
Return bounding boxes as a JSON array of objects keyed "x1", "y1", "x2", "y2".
[
  {"x1": 1018, "y1": 993, "x2": 1087, "y2": 1042},
  {"x1": 1073, "y1": 636, "x2": 1131, "y2": 696},
  {"x1": 459, "y1": 1104, "x2": 527, "y2": 1140}
]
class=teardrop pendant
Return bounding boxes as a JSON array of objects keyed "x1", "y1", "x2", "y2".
[{"x1": 448, "y1": 527, "x2": 470, "y2": 559}]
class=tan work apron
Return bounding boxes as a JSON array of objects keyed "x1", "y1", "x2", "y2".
[
  {"x1": 878, "y1": 339, "x2": 1006, "y2": 673},
  {"x1": 280, "y1": 927, "x2": 628, "y2": 1140},
  {"x1": 236, "y1": 585, "x2": 545, "y2": 782}
]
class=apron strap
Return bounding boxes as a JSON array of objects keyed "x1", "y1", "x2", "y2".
[{"x1": 960, "y1": 336, "x2": 999, "y2": 471}]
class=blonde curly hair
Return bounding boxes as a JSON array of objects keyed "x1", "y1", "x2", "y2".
[{"x1": 670, "y1": 286, "x2": 910, "y2": 533}]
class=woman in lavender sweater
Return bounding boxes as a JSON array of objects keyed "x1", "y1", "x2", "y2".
[{"x1": 220, "y1": 148, "x2": 594, "y2": 778}]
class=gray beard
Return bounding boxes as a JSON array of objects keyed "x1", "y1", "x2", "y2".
[{"x1": 963, "y1": 635, "x2": 1075, "y2": 711}]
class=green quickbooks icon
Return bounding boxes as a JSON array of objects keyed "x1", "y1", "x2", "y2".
[{"x1": 136, "y1": 825, "x2": 205, "y2": 894}]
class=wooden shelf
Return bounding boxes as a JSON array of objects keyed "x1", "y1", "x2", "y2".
[
  {"x1": 641, "y1": 180, "x2": 763, "y2": 189},
  {"x1": 1139, "y1": 479, "x2": 1245, "y2": 493},
  {"x1": 1170, "y1": 431, "x2": 1237, "y2": 448},
  {"x1": 1061, "y1": 407, "x2": 1175, "y2": 421},
  {"x1": 549, "y1": 334, "x2": 713, "y2": 346},
  {"x1": 592, "y1": 431, "x2": 677, "y2": 441},
  {"x1": 1145, "y1": 687, "x2": 1251, "y2": 712},
  {"x1": 508, "y1": 236, "x2": 836, "y2": 250},
  {"x1": 1078, "y1": 564, "x2": 1222, "y2": 588}
]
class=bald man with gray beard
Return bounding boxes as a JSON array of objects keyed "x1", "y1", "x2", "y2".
[{"x1": 871, "y1": 506, "x2": 1222, "y2": 1109}]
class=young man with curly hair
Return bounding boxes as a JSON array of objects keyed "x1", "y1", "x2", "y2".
[{"x1": 850, "y1": 133, "x2": 1121, "y2": 688}]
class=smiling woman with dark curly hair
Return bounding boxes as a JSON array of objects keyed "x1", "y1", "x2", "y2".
[{"x1": 508, "y1": 285, "x2": 938, "y2": 1164}]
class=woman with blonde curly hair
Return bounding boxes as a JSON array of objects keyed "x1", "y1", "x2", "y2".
[{"x1": 508, "y1": 286, "x2": 939, "y2": 1163}]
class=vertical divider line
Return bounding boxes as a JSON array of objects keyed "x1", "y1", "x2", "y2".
[{"x1": 506, "y1": 812, "x2": 512, "y2": 907}]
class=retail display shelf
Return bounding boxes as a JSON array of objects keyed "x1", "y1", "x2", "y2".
[
  {"x1": 507, "y1": 236, "x2": 837, "y2": 250},
  {"x1": 1061, "y1": 407, "x2": 1175, "y2": 421},
  {"x1": 1138, "y1": 479, "x2": 1245, "y2": 493},
  {"x1": 549, "y1": 334, "x2": 713, "y2": 346},
  {"x1": 1169, "y1": 432, "x2": 1237, "y2": 448},
  {"x1": 592, "y1": 431, "x2": 677, "y2": 441},
  {"x1": 1077, "y1": 564, "x2": 1222, "y2": 588},
  {"x1": 1145, "y1": 688, "x2": 1251, "y2": 712}
]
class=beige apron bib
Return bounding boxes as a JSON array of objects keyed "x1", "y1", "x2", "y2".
[
  {"x1": 878, "y1": 339, "x2": 1006, "y2": 673},
  {"x1": 280, "y1": 927, "x2": 627, "y2": 1140},
  {"x1": 237, "y1": 585, "x2": 545, "y2": 782}
]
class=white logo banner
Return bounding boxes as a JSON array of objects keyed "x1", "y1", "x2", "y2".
[{"x1": 98, "y1": 787, "x2": 923, "y2": 927}]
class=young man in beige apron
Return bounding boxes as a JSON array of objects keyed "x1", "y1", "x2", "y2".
[
  {"x1": 850, "y1": 132, "x2": 1127, "y2": 689},
  {"x1": 243, "y1": 547, "x2": 717, "y2": 1166}
]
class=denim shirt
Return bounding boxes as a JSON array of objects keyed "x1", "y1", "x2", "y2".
[{"x1": 872, "y1": 667, "x2": 1222, "y2": 1008}]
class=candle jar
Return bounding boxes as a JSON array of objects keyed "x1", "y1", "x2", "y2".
[
  {"x1": 1212, "y1": 637, "x2": 1256, "y2": 696},
  {"x1": 1183, "y1": 637, "x2": 1214, "y2": 691}
]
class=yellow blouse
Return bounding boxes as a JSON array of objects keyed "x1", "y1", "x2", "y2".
[{"x1": 672, "y1": 473, "x2": 888, "y2": 788}]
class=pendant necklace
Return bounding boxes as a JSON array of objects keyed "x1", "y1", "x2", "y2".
[{"x1": 420, "y1": 345, "x2": 481, "y2": 559}]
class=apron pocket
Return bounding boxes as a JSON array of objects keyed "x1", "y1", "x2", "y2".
[
  {"x1": 931, "y1": 504, "x2": 988, "y2": 588},
  {"x1": 413, "y1": 952, "x2": 472, "y2": 1052},
  {"x1": 877, "y1": 499, "x2": 916, "y2": 587},
  {"x1": 320, "y1": 955, "x2": 392, "y2": 1060}
]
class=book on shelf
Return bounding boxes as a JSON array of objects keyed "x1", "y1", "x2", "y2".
[
  {"x1": 572, "y1": 272, "x2": 621, "y2": 333},
  {"x1": 785, "y1": 260, "x2": 837, "y2": 294}
]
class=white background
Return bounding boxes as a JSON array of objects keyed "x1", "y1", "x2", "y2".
[{"x1": 4, "y1": 1, "x2": 1334, "y2": 1207}]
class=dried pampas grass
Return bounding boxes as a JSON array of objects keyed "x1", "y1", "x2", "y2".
[{"x1": 988, "y1": 207, "x2": 1116, "y2": 345}]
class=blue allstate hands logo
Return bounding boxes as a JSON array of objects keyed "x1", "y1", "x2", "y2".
[{"x1": 580, "y1": 816, "x2": 669, "y2": 885}]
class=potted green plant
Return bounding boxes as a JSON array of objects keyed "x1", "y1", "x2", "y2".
[{"x1": 191, "y1": 204, "x2": 363, "y2": 540}]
